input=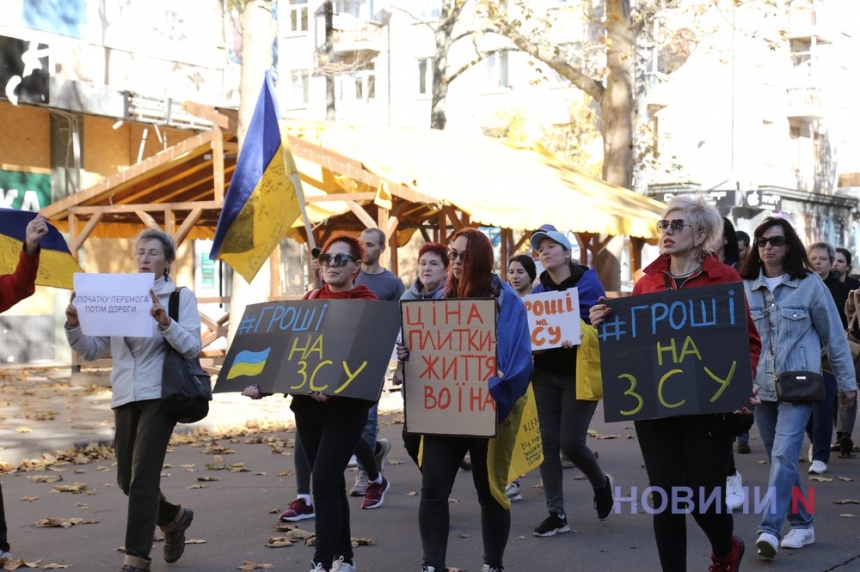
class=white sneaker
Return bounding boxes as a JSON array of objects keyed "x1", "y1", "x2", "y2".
[
  {"x1": 780, "y1": 526, "x2": 815, "y2": 549},
  {"x1": 0, "y1": 551, "x2": 10, "y2": 561},
  {"x1": 808, "y1": 460, "x2": 827, "y2": 474},
  {"x1": 332, "y1": 556, "x2": 357, "y2": 572},
  {"x1": 350, "y1": 470, "x2": 369, "y2": 496},
  {"x1": 756, "y1": 532, "x2": 779, "y2": 559},
  {"x1": 726, "y1": 472, "x2": 744, "y2": 510},
  {"x1": 506, "y1": 480, "x2": 522, "y2": 502},
  {"x1": 347, "y1": 455, "x2": 358, "y2": 468}
]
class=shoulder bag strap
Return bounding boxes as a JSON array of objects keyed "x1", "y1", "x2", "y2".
[{"x1": 761, "y1": 290, "x2": 777, "y2": 381}]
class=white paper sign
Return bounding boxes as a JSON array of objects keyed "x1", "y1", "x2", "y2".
[
  {"x1": 73, "y1": 273, "x2": 155, "y2": 337},
  {"x1": 522, "y1": 289, "x2": 582, "y2": 350}
]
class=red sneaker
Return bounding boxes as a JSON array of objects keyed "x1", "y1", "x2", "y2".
[
  {"x1": 361, "y1": 476, "x2": 390, "y2": 509},
  {"x1": 279, "y1": 498, "x2": 315, "y2": 522},
  {"x1": 710, "y1": 536, "x2": 745, "y2": 572}
]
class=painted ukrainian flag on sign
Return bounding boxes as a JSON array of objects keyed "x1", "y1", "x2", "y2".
[
  {"x1": 0, "y1": 208, "x2": 83, "y2": 289},
  {"x1": 210, "y1": 71, "x2": 302, "y2": 283},
  {"x1": 226, "y1": 348, "x2": 272, "y2": 380}
]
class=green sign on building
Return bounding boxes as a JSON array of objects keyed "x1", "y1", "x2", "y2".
[{"x1": 0, "y1": 170, "x2": 51, "y2": 211}]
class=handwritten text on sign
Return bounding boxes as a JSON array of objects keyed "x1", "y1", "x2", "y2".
[
  {"x1": 522, "y1": 289, "x2": 581, "y2": 350},
  {"x1": 402, "y1": 299, "x2": 498, "y2": 437},
  {"x1": 73, "y1": 273, "x2": 154, "y2": 337},
  {"x1": 598, "y1": 283, "x2": 753, "y2": 422},
  {"x1": 214, "y1": 300, "x2": 400, "y2": 401}
]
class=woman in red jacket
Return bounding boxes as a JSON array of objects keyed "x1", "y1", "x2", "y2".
[
  {"x1": 291, "y1": 235, "x2": 381, "y2": 572},
  {"x1": 0, "y1": 213, "x2": 48, "y2": 561},
  {"x1": 590, "y1": 195, "x2": 761, "y2": 572}
]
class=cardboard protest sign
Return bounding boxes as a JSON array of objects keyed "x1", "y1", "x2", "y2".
[
  {"x1": 402, "y1": 298, "x2": 498, "y2": 437},
  {"x1": 598, "y1": 283, "x2": 753, "y2": 423},
  {"x1": 506, "y1": 383, "x2": 543, "y2": 481},
  {"x1": 215, "y1": 300, "x2": 400, "y2": 401},
  {"x1": 73, "y1": 273, "x2": 155, "y2": 337},
  {"x1": 522, "y1": 289, "x2": 581, "y2": 350}
]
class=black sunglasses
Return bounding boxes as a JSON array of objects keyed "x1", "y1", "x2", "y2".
[
  {"x1": 656, "y1": 219, "x2": 693, "y2": 232},
  {"x1": 319, "y1": 253, "x2": 358, "y2": 267},
  {"x1": 448, "y1": 249, "x2": 466, "y2": 261},
  {"x1": 754, "y1": 235, "x2": 787, "y2": 248}
]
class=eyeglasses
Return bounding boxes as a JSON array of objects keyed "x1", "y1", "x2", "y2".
[
  {"x1": 319, "y1": 253, "x2": 358, "y2": 267},
  {"x1": 754, "y1": 235, "x2": 787, "y2": 248},
  {"x1": 447, "y1": 249, "x2": 466, "y2": 262},
  {"x1": 656, "y1": 219, "x2": 693, "y2": 232}
]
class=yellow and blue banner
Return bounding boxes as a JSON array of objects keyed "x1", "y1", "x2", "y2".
[
  {"x1": 226, "y1": 348, "x2": 271, "y2": 380},
  {"x1": 0, "y1": 208, "x2": 82, "y2": 289},
  {"x1": 210, "y1": 71, "x2": 302, "y2": 283}
]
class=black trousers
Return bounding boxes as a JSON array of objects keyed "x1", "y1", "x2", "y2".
[
  {"x1": 114, "y1": 399, "x2": 181, "y2": 562},
  {"x1": 419, "y1": 435, "x2": 509, "y2": 570},
  {"x1": 635, "y1": 415, "x2": 734, "y2": 572},
  {"x1": 291, "y1": 396, "x2": 370, "y2": 569}
]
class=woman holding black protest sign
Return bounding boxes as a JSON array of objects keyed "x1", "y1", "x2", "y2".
[
  {"x1": 590, "y1": 195, "x2": 760, "y2": 572},
  {"x1": 65, "y1": 229, "x2": 202, "y2": 572},
  {"x1": 738, "y1": 217, "x2": 857, "y2": 561},
  {"x1": 397, "y1": 228, "x2": 533, "y2": 572}
]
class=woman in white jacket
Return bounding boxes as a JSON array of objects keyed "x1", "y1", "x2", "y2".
[{"x1": 65, "y1": 229, "x2": 202, "y2": 572}]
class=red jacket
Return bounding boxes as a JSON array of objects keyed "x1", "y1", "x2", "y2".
[
  {"x1": 303, "y1": 283, "x2": 377, "y2": 301},
  {"x1": 635, "y1": 253, "x2": 761, "y2": 378},
  {"x1": 0, "y1": 248, "x2": 39, "y2": 313}
]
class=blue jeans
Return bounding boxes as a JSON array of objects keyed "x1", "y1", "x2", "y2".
[
  {"x1": 755, "y1": 400, "x2": 814, "y2": 539},
  {"x1": 805, "y1": 371, "x2": 837, "y2": 463},
  {"x1": 533, "y1": 368, "x2": 605, "y2": 515}
]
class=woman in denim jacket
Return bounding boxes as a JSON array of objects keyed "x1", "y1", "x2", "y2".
[{"x1": 739, "y1": 217, "x2": 857, "y2": 560}]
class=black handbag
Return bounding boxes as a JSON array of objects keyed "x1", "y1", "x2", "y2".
[
  {"x1": 161, "y1": 288, "x2": 212, "y2": 423},
  {"x1": 762, "y1": 292, "x2": 825, "y2": 403},
  {"x1": 706, "y1": 411, "x2": 755, "y2": 439},
  {"x1": 775, "y1": 371, "x2": 825, "y2": 403}
]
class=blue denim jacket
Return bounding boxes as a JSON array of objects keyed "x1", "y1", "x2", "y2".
[{"x1": 744, "y1": 270, "x2": 858, "y2": 401}]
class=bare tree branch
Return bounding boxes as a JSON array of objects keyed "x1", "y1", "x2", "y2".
[
  {"x1": 388, "y1": 5, "x2": 438, "y2": 32},
  {"x1": 447, "y1": 49, "x2": 500, "y2": 83}
]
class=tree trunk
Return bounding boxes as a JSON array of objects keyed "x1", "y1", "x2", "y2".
[
  {"x1": 430, "y1": 3, "x2": 458, "y2": 130},
  {"x1": 324, "y1": 0, "x2": 336, "y2": 121},
  {"x1": 595, "y1": 0, "x2": 635, "y2": 292},
  {"x1": 228, "y1": 0, "x2": 276, "y2": 344}
]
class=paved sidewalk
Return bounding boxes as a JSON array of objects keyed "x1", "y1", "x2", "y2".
[{"x1": 0, "y1": 366, "x2": 405, "y2": 467}]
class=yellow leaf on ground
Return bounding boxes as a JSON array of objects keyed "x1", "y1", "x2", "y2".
[{"x1": 237, "y1": 562, "x2": 274, "y2": 570}]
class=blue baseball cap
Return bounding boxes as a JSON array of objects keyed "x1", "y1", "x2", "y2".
[{"x1": 530, "y1": 230, "x2": 572, "y2": 251}]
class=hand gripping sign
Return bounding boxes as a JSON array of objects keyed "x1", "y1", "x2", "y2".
[
  {"x1": 597, "y1": 283, "x2": 753, "y2": 423},
  {"x1": 401, "y1": 298, "x2": 498, "y2": 438},
  {"x1": 215, "y1": 299, "x2": 400, "y2": 401}
]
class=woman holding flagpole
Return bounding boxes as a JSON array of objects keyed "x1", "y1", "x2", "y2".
[
  {"x1": 397, "y1": 228, "x2": 533, "y2": 572},
  {"x1": 64, "y1": 229, "x2": 202, "y2": 572},
  {"x1": 589, "y1": 195, "x2": 760, "y2": 572}
]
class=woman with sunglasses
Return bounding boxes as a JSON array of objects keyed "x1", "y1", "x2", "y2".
[
  {"x1": 399, "y1": 228, "x2": 532, "y2": 572},
  {"x1": 291, "y1": 235, "x2": 380, "y2": 572},
  {"x1": 738, "y1": 217, "x2": 857, "y2": 561},
  {"x1": 590, "y1": 195, "x2": 760, "y2": 572}
]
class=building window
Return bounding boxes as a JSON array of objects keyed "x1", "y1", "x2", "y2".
[
  {"x1": 285, "y1": 70, "x2": 309, "y2": 106},
  {"x1": 335, "y1": 70, "x2": 376, "y2": 101},
  {"x1": 415, "y1": 0, "x2": 441, "y2": 19},
  {"x1": 418, "y1": 57, "x2": 433, "y2": 95},
  {"x1": 487, "y1": 51, "x2": 509, "y2": 89},
  {"x1": 285, "y1": 0, "x2": 309, "y2": 34}
]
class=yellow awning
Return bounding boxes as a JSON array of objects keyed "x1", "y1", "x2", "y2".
[{"x1": 284, "y1": 120, "x2": 665, "y2": 240}]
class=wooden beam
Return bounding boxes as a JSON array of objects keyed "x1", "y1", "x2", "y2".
[
  {"x1": 42, "y1": 130, "x2": 215, "y2": 219},
  {"x1": 184, "y1": 102, "x2": 239, "y2": 133},
  {"x1": 70, "y1": 212, "x2": 103, "y2": 253},
  {"x1": 306, "y1": 192, "x2": 377, "y2": 203},
  {"x1": 71, "y1": 201, "x2": 221, "y2": 215},
  {"x1": 346, "y1": 200, "x2": 377, "y2": 230},
  {"x1": 212, "y1": 126, "x2": 225, "y2": 204},
  {"x1": 441, "y1": 205, "x2": 465, "y2": 231},
  {"x1": 173, "y1": 207, "x2": 202, "y2": 246},
  {"x1": 164, "y1": 209, "x2": 176, "y2": 237},
  {"x1": 68, "y1": 213, "x2": 79, "y2": 262},
  {"x1": 134, "y1": 209, "x2": 160, "y2": 229}
]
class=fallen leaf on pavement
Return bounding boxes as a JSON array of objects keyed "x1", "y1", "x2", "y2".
[
  {"x1": 237, "y1": 562, "x2": 274, "y2": 570},
  {"x1": 834, "y1": 499, "x2": 860, "y2": 504},
  {"x1": 2, "y1": 557, "x2": 41, "y2": 570},
  {"x1": 406, "y1": 491, "x2": 418, "y2": 496},
  {"x1": 838, "y1": 476, "x2": 853, "y2": 482},
  {"x1": 187, "y1": 485, "x2": 208, "y2": 489},
  {"x1": 34, "y1": 517, "x2": 98, "y2": 528},
  {"x1": 197, "y1": 476, "x2": 219, "y2": 482},
  {"x1": 28, "y1": 475, "x2": 61, "y2": 484},
  {"x1": 351, "y1": 537, "x2": 375, "y2": 547},
  {"x1": 839, "y1": 513, "x2": 857, "y2": 517},
  {"x1": 15, "y1": 427, "x2": 32, "y2": 433},
  {"x1": 265, "y1": 537, "x2": 292, "y2": 548},
  {"x1": 809, "y1": 476, "x2": 833, "y2": 482},
  {"x1": 186, "y1": 539, "x2": 207, "y2": 544},
  {"x1": 40, "y1": 564, "x2": 71, "y2": 569},
  {"x1": 20, "y1": 497, "x2": 38, "y2": 502},
  {"x1": 457, "y1": 533, "x2": 470, "y2": 538},
  {"x1": 51, "y1": 483, "x2": 88, "y2": 494}
]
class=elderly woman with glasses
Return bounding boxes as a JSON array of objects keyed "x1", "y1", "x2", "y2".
[
  {"x1": 398, "y1": 228, "x2": 533, "y2": 572},
  {"x1": 590, "y1": 195, "x2": 760, "y2": 572},
  {"x1": 738, "y1": 217, "x2": 857, "y2": 561}
]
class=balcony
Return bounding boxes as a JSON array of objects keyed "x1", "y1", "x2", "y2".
[
  {"x1": 786, "y1": 86, "x2": 826, "y2": 121},
  {"x1": 785, "y1": 4, "x2": 836, "y2": 44},
  {"x1": 331, "y1": 15, "x2": 385, "y2": 61}
]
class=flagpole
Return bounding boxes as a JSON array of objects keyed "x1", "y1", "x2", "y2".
[{"x1": 289, "y1": 171, "x2": 315, "y2": 252}]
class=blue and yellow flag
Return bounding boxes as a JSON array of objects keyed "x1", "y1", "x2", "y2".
[
  {"x1": 0, "y1": 208, "x2": 82, "y2": 289},
  {"x1": 210, "y1": 71, "x2": 302, "y2": 283},
  {"x1": 226, "y1": 348, "x2": 271, "y2": 380}
]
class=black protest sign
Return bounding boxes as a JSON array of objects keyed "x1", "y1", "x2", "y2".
[
  {"x1": 598, "y1": 283, "x2": 753, "y2": 423},
  {"x1": 214, "y1": 300, "x2": 400, "y2": 401},
  {"x1": 401, "y1": 298, "x2": 498, "y2": 438}
]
